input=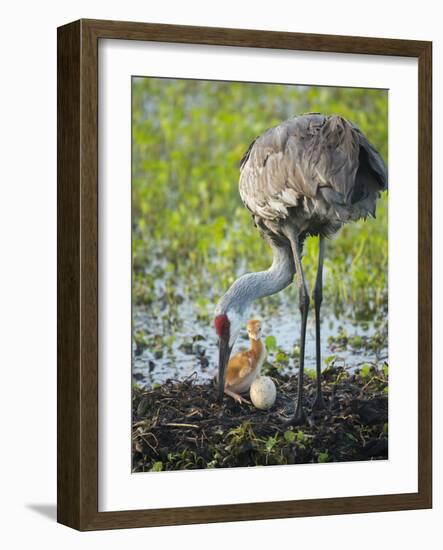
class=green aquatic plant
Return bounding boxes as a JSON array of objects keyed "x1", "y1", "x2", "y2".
[{"x1": 132, "y1": 78, "x2": 388, "y2": 324}]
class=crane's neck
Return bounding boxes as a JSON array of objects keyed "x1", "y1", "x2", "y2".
[
  {"x1": 250, "y1": 337, "x2": 266, "y2": 364},
  {"x1": 215, "y1": 242, "x2": 295, "y2": 345}
]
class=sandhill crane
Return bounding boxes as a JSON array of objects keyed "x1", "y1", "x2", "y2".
[
  {"x1": 223, "y1": 319, "x2": 266, "y2": 404},
  {"x1": 214, "y1": 113, "x2": 387, "y2": 424}
]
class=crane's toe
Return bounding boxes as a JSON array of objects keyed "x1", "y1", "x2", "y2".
[
  {"x1": 235, "y1": 394, "x2": 251, "y2": 405},
  {"x1": 284, "y1": 409, "x2": 307, "y2": 427},
  {"x1": 313, "y1": 393, "x2": 327, "y2": 411},
  {"x1": 224, "y1": 388, "x2": 251, "y2": 405}
]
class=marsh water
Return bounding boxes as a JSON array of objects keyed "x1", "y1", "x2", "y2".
[{"x1": 132, "y1": 299, "x2": 388, "y2": 388}]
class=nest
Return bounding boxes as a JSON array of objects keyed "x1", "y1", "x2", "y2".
[{"x1": 132, "y1": 364, "x2": 388, "y2": 472}]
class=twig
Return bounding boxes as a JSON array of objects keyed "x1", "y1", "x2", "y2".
[{"x1": 163, "y1": 422, "x2": 200, "y2": 429}]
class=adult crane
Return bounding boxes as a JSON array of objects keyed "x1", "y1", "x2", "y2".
[{"x1": 214, "y1": 113, "x2": 387, "y2": 424}]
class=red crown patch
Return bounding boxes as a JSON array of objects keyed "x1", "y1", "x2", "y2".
[{"x1": 214, "y1": 314, "x2": 230, "y2": 338}]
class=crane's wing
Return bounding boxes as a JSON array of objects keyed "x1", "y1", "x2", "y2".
[
  {"x1": 225, "y1": 351, "x2": 253, "y2": 387},
  {"x1": 239, "y1": 114, "x2": 387, "y2": 221}
]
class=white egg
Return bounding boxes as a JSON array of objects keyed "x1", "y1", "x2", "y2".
[{"x1": 250, "y1": 376, "x2": 277, "y2": 410}]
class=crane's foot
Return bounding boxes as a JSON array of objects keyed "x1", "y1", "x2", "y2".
[
  {"x1": 313, "y1": 393, "x2": 327, "y2": 411},
  {"x1": 284, "y1": 407, "x2": 307, "y2": 427},
  {"x1": 224, "y1": 388, "x2": 251, "y2": 405},
  {"x1": 235, "y1": 395, "x2": 251, "y2": 405}
]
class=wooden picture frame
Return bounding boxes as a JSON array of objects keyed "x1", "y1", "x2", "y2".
[{"x1": 57, "y1": 18, "x2": 432, "y2": 530}]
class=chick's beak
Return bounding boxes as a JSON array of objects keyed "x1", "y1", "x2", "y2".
[{"x1": 218, "y1": 336, "x2": 232, "y2": 403}]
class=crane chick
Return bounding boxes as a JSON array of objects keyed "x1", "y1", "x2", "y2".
[{"x1": 223, "y1": 319, "x2": 266, "y2": 404}]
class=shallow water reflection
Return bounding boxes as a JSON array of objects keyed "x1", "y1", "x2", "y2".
[{"x1": 133, "y1": 300, "x2": 387, "y2": 388}]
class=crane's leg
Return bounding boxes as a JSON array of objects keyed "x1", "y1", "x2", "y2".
[
  {"x1": 313, "y1": 235, "x2": 326, "y2": 410},
  {"x1": 286, "y1": 233, "x2": 309, "y2": 425}
]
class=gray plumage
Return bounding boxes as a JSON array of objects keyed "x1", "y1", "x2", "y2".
[{"x1": 239, "y1": 113, "x2": 387, "y2": 241}]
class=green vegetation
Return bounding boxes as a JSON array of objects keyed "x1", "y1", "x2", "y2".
[{"x1": 132, "y1": 78, "x2": 388, "y2": 327}]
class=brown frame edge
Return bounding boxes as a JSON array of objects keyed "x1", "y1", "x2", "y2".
[{"x1": 57, "y1": 18, "x2": 432, "y2": 531}]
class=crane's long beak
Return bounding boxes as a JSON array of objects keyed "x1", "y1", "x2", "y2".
[{"x1": 218, "y1": 337, "x2": 232, "y2": 404}]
